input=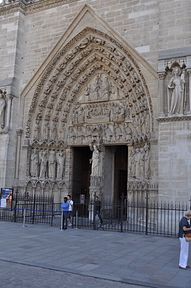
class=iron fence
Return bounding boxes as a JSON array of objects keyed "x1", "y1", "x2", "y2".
[{"x1": 0, "y1": 193, "x2": 189, "y2": 237}]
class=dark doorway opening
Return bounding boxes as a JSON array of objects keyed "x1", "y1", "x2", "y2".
[
  {"x1": 114, "y1": 146, "x2": 128, "y2": 203},
  {"x1": 72, "y1": 147, "x2": 92, "y2": 207},
  {"x1": 104, "y1": 145, "x2": 128, "y2": 203}
]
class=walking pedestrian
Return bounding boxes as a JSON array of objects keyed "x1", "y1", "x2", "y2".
[
  {"x1": 61, "y1": 196, "x2": 69, "y2": 230},
  {"x1": 67, "y1": 194, "x2": 73, "y2": 226},
  {"x1": 178, "y1": 210, "x2": 191, "y2": 269}
]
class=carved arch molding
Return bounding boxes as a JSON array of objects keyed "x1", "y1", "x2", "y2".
[{"x1": 25, "y1": 27, "x2": 153, "y2": 180}]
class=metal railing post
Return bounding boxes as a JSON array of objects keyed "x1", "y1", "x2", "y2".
[
  {"x1": 93, "y1": 194, "x2": 96, "y2": 230},
  {"x1": 75, "y1": 209, "x2": 78, "y2": 229},
  {"x1": 60, "y1": 210, "x2": 63, "y2": 231},
  {"x1": 32, "y1": 194, "x2": 36, "y2": 224},
  {"x1": 23, "y1": 208, "x2": 26, "y2": 228},
  {"x1": 120, "y1": 194, "x2": 124, "y2": 232},
  {"x1": 145, "y1": 191, "x2": 149, "y2": 235},
  {"x1": 13, "y1": 190, "x2": 18, "y2": 223},
  {"x1": 50, "y1": 200, "x2": 54, "y2": 226}
]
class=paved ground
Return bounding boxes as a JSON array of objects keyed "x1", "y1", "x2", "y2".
[{"x1": 0, "y1": 222, "x2": 191, "y2": 288}]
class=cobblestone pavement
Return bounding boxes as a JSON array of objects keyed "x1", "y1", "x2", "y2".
[
  {"x1": 0, "y1": 221, "x2": 191, "y2": 288},
  {"x1": 0, "y1": 259, "x2": 145, "y2": 288}
]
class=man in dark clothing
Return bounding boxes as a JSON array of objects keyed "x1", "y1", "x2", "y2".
[{"x1": 178, "y1": 210, "x2": 191, "y2": 269}]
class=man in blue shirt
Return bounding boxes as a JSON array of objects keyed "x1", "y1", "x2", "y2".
[{"x1": 61, "y1": 196, "x2": 69, "y2": 229}]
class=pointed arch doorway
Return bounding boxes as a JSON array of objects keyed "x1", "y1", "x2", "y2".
[
  {"x1": 72, "y1": 145, "x2": 128, "y2": 206},
  {"x1": 72, "y1": 146, "x2": 91, "y2": 206},
  {"x1": 23, "y1": 25, "x2": 154, "y2": 203}
]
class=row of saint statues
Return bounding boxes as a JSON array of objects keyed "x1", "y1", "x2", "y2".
[
  {"x1": 30, "y1": 143, "x2": 150, "y2": 181},
  {"x1": 128, "y1": 143, "x2": 150, "y2": 180},
  {"x1": 30, "y1": 149, "x2": 65, "y2": 179}
]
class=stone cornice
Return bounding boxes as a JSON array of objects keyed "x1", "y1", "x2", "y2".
[
  {"x1": 0, "y1": 0, "x2": 78, "y2": 15},
  {"x1": 157, "y1": 114, "x2": 191, "y2": 122},
  {"x1": 0, "y1": 1, "x2": 25, "y2": 16},
  {"x1": 26, "y1": 0, "x2": 77, "y2": 14}
]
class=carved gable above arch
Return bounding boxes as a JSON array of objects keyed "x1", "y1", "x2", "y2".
[{"x1": 22, "y1": 4, "x2": 157, "y2": 149}]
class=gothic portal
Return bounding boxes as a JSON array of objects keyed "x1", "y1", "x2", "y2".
[
  {"x1": 22, "y1": 24, "x2": 153, "y2": 203},
  {"x1": 1, "y1": 1, "x2": 191, "y2": 203}
]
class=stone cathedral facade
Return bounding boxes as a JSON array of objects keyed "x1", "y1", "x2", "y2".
[{"x1": 0, "y1": 0, "x2": 191, "y2": 203}]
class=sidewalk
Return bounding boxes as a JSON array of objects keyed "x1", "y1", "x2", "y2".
[{"x1": 0, "y1": 221, "x2": 190, "y2": 288}]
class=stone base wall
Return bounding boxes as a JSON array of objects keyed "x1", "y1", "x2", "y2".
[{"x1": 158, "y1": 119, "x2": 191, "y2": 201}]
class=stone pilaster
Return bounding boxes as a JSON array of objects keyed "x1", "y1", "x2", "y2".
[
  {"x1": 158, "y1": 72, "x2": 166, "y2": 117},
  {"x1": 15, "y1": 128, "x2": 23, "y2": 180}
]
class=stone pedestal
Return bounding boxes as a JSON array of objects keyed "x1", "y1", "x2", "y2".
[{"x1": 89, "y1": 176, "x2": 102, "y2": 221}]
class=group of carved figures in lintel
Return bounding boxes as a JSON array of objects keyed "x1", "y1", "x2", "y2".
[
  {"x1": 128, "y1": 143, "x2": 150, "y2": 181},
  {"x1": 72, "y1": 102, "x2": 127, "y2": 125},
  {"x1": 30, "y1": 148, "x2": 65, "y2": 180},
  {"x1": 68, "y1": 122, "x2": 132, "y2": 144},
  {"x1": 165, "y1": 62, "x2": 190, "y2": 116}
]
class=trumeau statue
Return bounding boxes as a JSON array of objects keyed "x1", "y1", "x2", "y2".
[
  {"x1": 167, "y1": 65, "x2": 185, "y2": 115},
  {"x1": 89, "y1": 143, "x2": 102, "y2": 177}
]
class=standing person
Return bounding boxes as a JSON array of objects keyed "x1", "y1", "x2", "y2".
[
  {"x1": 94, "y1": 196, "x2": 103, "y2": 227},
  {"x1": 61, "y1": 197, "x2": 69, "y2": 230},
  {"x1": 67, "y1": 194, "x2": 73, "y2": 227},
  {"x1": 178, "y1": 210, "x2": 191, "y2": 269}
]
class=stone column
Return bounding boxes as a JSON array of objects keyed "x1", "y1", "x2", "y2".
[
  {"x1": 63, "y1": 147, "x2": 72, "y2": 196},
  {"x1": 5, "y1": 94, "x2": 13, "y2": 132},
  {"x1": 15, "y1": 129, "x2": 23, "y2": 180},
  {"x1": 158, "y1": 72, "x2": 166, "y2": 117},
  {"x1": 187, "y1": 69, "x2": 191, "y2": 113}
]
